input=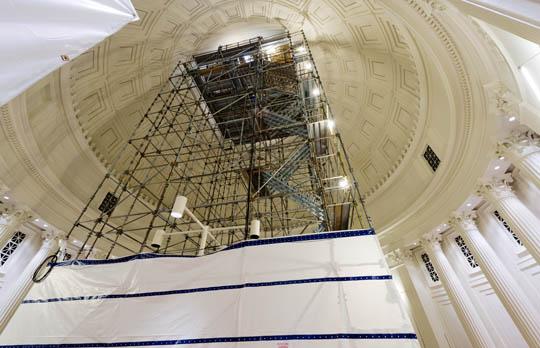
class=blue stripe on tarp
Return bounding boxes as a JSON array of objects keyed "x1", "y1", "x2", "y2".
[
  {"x1": 0, "y1": 332, "x2": 417, "y2": 347},
  {"x1": 53, "y1": 228, "x2": 375, "y2": 267},
  {"x1": 22, "y1": 275, "x2": 392, "y2": 304}
]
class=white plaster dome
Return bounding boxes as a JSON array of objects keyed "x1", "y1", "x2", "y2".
[{"x1": 69, "y1": 0, "x2": 422, "y2": 200}]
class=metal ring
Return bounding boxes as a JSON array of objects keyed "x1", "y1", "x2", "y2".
[{"x1": 32, "y1": 255, "x2": 58, "y2": 283}]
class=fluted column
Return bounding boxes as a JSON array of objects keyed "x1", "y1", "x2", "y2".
[
  {"x1": 0, "y1": 229, "x2": 56, "y2": 332},
  {"x1": 498, "y1": 136, "x2": 540, "y2": 188},
  {"x1": 452, "y1": 213, "x2": 540, "y2": 346},
  {"x1": 0, "y1": 209, "x2": 32, "y2": 249},
  {"x1": 478, "y1": 178, "x2": 540, "y2": 263},
  {"x1": 422, "y1": 234, "x2": 495, "y2": 348}
]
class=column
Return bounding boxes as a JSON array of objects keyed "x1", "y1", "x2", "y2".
[
  {"x1": 399, "y1": 249, "x2": 451, "y2": 348},
  {"x1": 478, "y1": 178, "x2": 540, "y2": 263},
  {"x1": 422, "y1": 233, "x2": 495, "y2": 348},
  {"x1": 498, "y1": 136, "x2": 540, "y2": 188},
  {"x1": 0, "y1": 229, "x2": 56, "y2": 332},
  {"x1": 0, "y1": 209, "x2": 32, "y2": 250},
  {"x1": 451, "y1": 213, "x2": 540, "y2": 347}
]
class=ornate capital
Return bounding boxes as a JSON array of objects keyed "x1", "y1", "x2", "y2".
[
  {"x1": 477, "y1": 175, "x2": 514, "y2": 200},
  {"x1": 421, "y1": 232, "x2": 442, "y2": 249},
  {"x1": 449, "y1": 212, "x2": 478, "y2": 232}
]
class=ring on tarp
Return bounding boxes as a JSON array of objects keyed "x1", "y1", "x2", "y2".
[{"x1": 32, "y1": 255, "x2": 58, "y2": 283}]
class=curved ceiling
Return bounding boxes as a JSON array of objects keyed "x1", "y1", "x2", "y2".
[
  {"x1": 0, "y1": 0, "x2": 521, "y2": 251},
  {"x1": 69, "y1": 0, "x2": 422, "y2": 199}
]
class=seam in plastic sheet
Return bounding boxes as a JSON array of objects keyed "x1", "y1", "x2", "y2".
[
  {"x1": 22, "y1": 275, "x2": 392, "y2": 304},
  {"x1": 0, "y1": 333, "x2": 418, "y2": 347},
  {"x1": 54, "y1": 229, "x2": 375, "y2": 267}
]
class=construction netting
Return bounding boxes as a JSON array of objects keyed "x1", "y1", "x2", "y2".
[
  {"x1": 1, "y1": 230, "x2": 418, "y2": 347},
  {"x1": 0, "y1": 0, "x2": 138, "y2": 105}
]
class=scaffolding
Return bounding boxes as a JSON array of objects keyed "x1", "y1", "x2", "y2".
[{"x1": 66, "y1": 31, "x2": 371, "y2": 259}]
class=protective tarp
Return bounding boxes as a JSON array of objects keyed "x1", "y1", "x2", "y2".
[
  {"x1": 0, "y1": 230, "x2": 419, "y2": 347},
  {"x1": 0, "y1": 0, "x2": 138, "y2": 106}
]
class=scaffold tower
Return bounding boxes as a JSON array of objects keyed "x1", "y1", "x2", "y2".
[{"x1": 66, "y1": 31, "x2": 371, "y2": 259}]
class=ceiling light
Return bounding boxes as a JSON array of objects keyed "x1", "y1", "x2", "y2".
[
  {"x1": 494, "y1": 165, "x2": 501, "y2": 170},
  {"x1": 304, "y1": 62, "x2": 312, "y2": 71},
  {"x1": 34, "y1": 218, "x2": 39, "y2": 222},
  {"x1": 296, "y1": 46, "x2": 306, "y2": 54},
  {"x1": 498, "y1": 156, "x2": 505, "y2": 160},
  {"x1": 312, "y1": 88, "x2": 320, "y2": 96},
  {"x1": 508, "y1": 116, "x2": 516, "y2": 122},
  {"x1": 338, "y1": 178, "x2": 349, "y2": 189},
  {"x1": 44, "y1": 224, "x2": 48, "y2": 227},
  {"x1": 171, "y1": 195, "x2": 187, "y2": 219},
  {"x1": 2, "y1": 196, "x2": 8, "y2": 200},
  {"x1": 249, "y1": 219, "x2": 261, "y2": 240},
  {"x1": 466, "y1": 203, "x2": 472, "y2": 207},
  {"x1": 264, "y1": 45, "x2": 276, "y2": 55},
  {"x1": 521, "y1": 66, "x2": 540, "y2": 102},
  {"x1": 437, "y1": 228, "x2": 441, "y2": 232},
  {"x1": 151, "y1": 229, "x2": 165, "y2": 248},
  {"x1": 327, "y1": 119, "x2": 335, "y2": 130}
]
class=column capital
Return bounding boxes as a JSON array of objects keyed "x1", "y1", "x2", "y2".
[
  {"x1": 421, "y1": 232, "x2": 442, "y2": 249},
  {"x1": 385, "y1": 250, "x2": 402, "y2": 268},
  {"x1": 449, "y1": 212, "x2": 478, "y2": 231},
  {"x1": 477, "y1": 175, "x2": 514, "y2": 200},
  {"x1": 498, "y1": 130, "x2": 540, "y2": 157}
]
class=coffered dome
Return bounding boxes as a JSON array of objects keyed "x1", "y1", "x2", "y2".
[{"x1": 69, "y1": 0, "x2": 422, "y2": 199}]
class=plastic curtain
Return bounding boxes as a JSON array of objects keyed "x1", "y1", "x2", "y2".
[
  {"x1": 0, "y1": 230, "x2": 419, "y2": 347},
  {"x1": 0, "y1": 0, "x2": 138, "y2": 106}
]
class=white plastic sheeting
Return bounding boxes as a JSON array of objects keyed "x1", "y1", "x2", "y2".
[
  {"x1": 0, "y1": 0, "x2": 138, "y2": 106},
  {"x1": 0, "y1": 230, "x2": 419, "y2": 347}
]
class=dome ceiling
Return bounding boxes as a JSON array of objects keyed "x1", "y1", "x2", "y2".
[{"x1": 69, "y1": 0, "x2": 422, "y2": 198}]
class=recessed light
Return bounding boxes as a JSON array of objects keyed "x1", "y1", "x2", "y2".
[
  {"x1": 44, "y1": 224, "x2": 48, "y2": 227},
  {"x1": 508, "y1": 116, "x2": 516, "y2": 122},
  {"x1": 466, "y1": 203, "x2": 472, "y2": 207},
  {"x1": 498, "y1": 156, "x2": 505, "y2": 160},
  {"x1": 2, "y1": 196, "x2": 8, "y2": 200},
  {"x1": 34, "y1": 218, "x2": 39, "y2": 222},
  {"x1": 494, "y1": 165, "x2": 500, "y2": 170},
  {"x1": 312, "y1": 88, "x2": 320, "y2": 96}
]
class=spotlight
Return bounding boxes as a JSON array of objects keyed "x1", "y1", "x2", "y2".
[
  {"x1": 2, "y1": 196, "x2": 8, "y2": 200},
  {"x1": 494, "y1": 165, "x2": 500, "y2": 170},
  {"x1": 327, "y1": 119, "x2": 335, "y2": 130},
  {"x1": 508, "y1": 116, "x2": 516, "y2": 122},
  {"x1": 466, "y1": 203, "x2": 472, "y2": 207},
  {"x1": 338, "y1": 178, "x2": 349, "y2": 189},
  {"x1": 249, "y1": 219, "x2": 261, "y2": 240},
  {"x1": 171, "y1": 195, "x2": 187, "y2": 218},
  {"x1": 312, "y1": 88, "x2": 320, "y2": 96},
  {"x1": 151, "y1": 229, "x2": 165, "y2": 248}
]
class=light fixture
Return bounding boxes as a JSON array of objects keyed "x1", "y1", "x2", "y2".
[
  {"x1": 338, "y1": 177, "x2": 349, "y2": 189},
  {"x1": 2, "y1": 196, "x2": 8, "y2": 200},
  {"x1": 312, "y1": 88, "x2": 320, "y2": 96},
  {"x1": 304, "y1": 61, "x2": 312, "y2": 71},
  {"x1": 44, "y1": 224, "x2": 48, "y2": 228},
  {"x1": 34, "y1": 218, "x2": 39, "y2": 222},
  {"x1": 326, "y1": 119, "x2": 335, "y2": 130},
  {"x1": 249, "y1": 219, "x2": 261, "y2": 240},
  {"x1": 466, "y1": 203, "x2": 472, "y2": 207},
  {"x1": 498, "y1": 156, "x2": 505, "y2": 160},
  {"x1": 296, "y1": 46, "x2": 306, "y2": 54},
  {"x1": 494, "y1": 165, "x2": 501, "y2": 170},
  {"x1": 243, "y1": 55, "x2": 253, "y2": 63},
  {"x1": 171, "y1": 195, "x2": 187, "y2": 218},
  {"x1": 508, "y1": 116, "x2": 516, "y2": 122},
  {"x1": 437, "y1": 228, "x2": 441, "y2": 232},
  {"x1": 520, "y1": 66, "x2": 540, "y2": 102},
  {"x1": 151, "y1": 229, "x2": 165, "y2": 248},
  {"x1": 264, "y1": 45, "x2": 276, "y2": 55}
]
